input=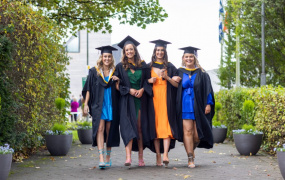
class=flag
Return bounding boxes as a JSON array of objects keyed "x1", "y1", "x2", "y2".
[
  {"x1": 219, "y1": 0, "x2": 224, "y2": 43},
  {"x1": 223, "y1": 11, "x2": 228, "y2": 34}
]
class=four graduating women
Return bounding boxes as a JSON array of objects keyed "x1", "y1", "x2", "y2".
[
  {"x1": 82, "y1": 46, "x2": 120, "y2": 169},
  {"x1": 82, "y1": 37, "x2": 215, "y2": 169}
]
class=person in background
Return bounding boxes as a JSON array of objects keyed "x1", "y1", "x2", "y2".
[
  {"x1": 82, "y1": 46, "x2": 120, "y2": 169},
  {"x1": 175, "y1": 46, "x2": 215, "y2": 168},
  {"x1": 70, "y1": 97, "x2": 79, "y2": 122}
]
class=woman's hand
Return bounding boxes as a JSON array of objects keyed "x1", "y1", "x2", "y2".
[
  {"x1": 148, "y1": 77, "x2": 157, "y2": 84},
  {"x1": 83, "y1": 104, "x2": 89, "y2": 116},
  {"x1": 129, "y1": 88, "x2": 137, "y2": 96},
  {"x1": 160, "y1": 69, "x2": 167, "y2": 79},
  {"x1": 205, "y1": 105, "x2": 211, "y2": 114},
  {"x1": 172, "y1": 76, "x2": 182, "y2": 83},
  {"x1": 111, "y1": 75, "x2": 120, "y2": 81},
  {"x1": 135, "y1": 88, "x2": 144, "y2": 98}
]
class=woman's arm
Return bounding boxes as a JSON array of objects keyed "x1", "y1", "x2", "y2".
[{"x1": 83, "y1": 91, "x2": 90, "y2": 115}]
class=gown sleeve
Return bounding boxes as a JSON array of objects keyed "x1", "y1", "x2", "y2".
[
  {"x1": 207, "y1": 93, "x2": 214, "y2": 105},
  {"x1": 115, "y1": 64, "x2": 130, "y2": 96},
  {"x1": 142, "y1": 65, "x2": 153, "y2": 96}
]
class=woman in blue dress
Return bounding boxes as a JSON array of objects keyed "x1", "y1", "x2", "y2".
[
  {"x1": 175, "y1": 46, "x2": 215, "y2": 168},
  {"x1": 82, "y1": 46, "x2": 120, "y2": 169}
]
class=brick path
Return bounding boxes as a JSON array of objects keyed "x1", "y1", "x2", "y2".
[{"x1": 8, "y1": 140, "x2": 283, "y2": 180}]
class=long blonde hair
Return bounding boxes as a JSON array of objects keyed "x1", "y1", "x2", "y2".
[
  {"x1": 182, "y1": 54, "x2": 205, "y2": 72},
  {"x1": 96, "y1": 54, "x2": 115, "y2": 75},
  {"x1": 121, "y1": 44, "x2": 142, "y2": 70}
]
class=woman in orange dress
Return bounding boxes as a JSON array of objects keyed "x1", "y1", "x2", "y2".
[{"x1": 148, "y1": 39, "x2": 180, "y2": 167}]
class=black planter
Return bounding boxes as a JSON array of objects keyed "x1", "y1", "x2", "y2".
[
  {"x1": 233, "y1": 133, "x2": 263, "y2": 156},
  {"x1": 0, "y1": 153, "x2": 12, "y2": 180},
  {"x1": 212, "y1": 127, "x2": 227, "y2": 143},
  {"x1": 77, "y1": 129, "x2": 92, "y2": 144},
  {"x1": 277, "y1": 151, "x2": 285, "y2": 179},
  {"x1": 45, "y1": 134, "x2": 73, "y2": 156}
]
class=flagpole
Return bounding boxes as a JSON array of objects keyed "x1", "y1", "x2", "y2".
[
  {"x1": 236, "y1": 13, "x2": 240, "y2": 87},
  {"x1": 261, "y1": 1, "x2": 266, "y2": 86}
]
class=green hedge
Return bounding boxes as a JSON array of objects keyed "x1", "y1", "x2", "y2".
[
  {"x1": 0, "y1": 1, "x2": 69, "y2": 156},
  {"x1": 215, "y1": 86, "x2": 285, "y2": 154}
]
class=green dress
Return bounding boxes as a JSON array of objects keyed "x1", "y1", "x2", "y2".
[{"x1": 127, "y1": 69, "x2": 142, "y2": 118}]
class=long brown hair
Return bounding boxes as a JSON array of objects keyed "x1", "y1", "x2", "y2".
[
  {"x1": 182, "y1": 54, "x2": 205, "y2": 72},
  {"x1": 96, "y1": 54, "x2": 115, "y2": 76},
  {"x1": 150, "y1": 46, "x2": 168, "y2": 69},
  {"x1": 121, "y1": 44, "x2": 142, "y2": 70}
]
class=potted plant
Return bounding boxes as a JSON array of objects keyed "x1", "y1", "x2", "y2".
[
  {"x1": 212, "y1": 102, "x2": 227, "y2": 143},
  {"x1": 275, "y1": 142, "x2": 285, "y2": 179},
  {"x1": 45, "y1": 123, "x2": 73, "y2": 156},
  {"x1": 77, "y1": 121, "x2": 92, "y2": 144},
  {"x1": 233, "y1": 124, "x2": 263, "y2": 155},
  {"x1": 0, "y1": 144, "x2": 14, "y2": 180},
  {"x1": 212, "y1": 121, "x2": 227, "y2": 143}
]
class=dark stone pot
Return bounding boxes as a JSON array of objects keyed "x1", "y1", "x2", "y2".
[
  {"x1": 77, "y1": 129, "x2": 92, "y2": 144},
  {"x1": 277, "y1": 151, "x2": 285, "y2": 179},
  {"x1": 45, "y1": 134, "x2": 73, "y2": 156},
  {"x1": 233, "y1": 133, "x2": 263, "y2": 156},
  {"x1": 0, "y1": 153, "x2": 12, "y2": 180},
  {"x1": 212, "y1": 127, "x2": 227, "y2": 143}
]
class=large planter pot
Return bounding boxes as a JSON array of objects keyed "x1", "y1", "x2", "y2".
[
  {"x1": 0, "y1": 153, "x2": 12, "y2": 180},
  {"x1": 277, "y1": 151, "x2": 285, "y2": 179},
  {"x1": 77, "y1": 129, "x2": 92, "y2": 144},
  {"x1": 45, "y1": 134, "x2": 73, "y2": 156},
  {"x1": 233, "y1": 133, "x2": 263, "y2": 156},
  {"x1": 212, "y1": 127, "x2": 227, "y2": 143}
]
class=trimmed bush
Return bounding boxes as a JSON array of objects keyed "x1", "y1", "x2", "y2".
[{"x1": 215, "y1": 85, "x2": 285, "y2": 154}]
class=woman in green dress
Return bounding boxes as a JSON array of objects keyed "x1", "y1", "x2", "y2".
[{"x1": 116, "y1": 36, "x2": 155, "y2": 167}]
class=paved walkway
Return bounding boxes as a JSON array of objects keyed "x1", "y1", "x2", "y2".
[{"x1": 8, "y1": 140, "x2": 283, "y2": 180}]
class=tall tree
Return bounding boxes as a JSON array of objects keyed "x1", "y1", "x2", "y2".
[
  {"x1": 219, "y1": 0, "x2": 285, "y2": 87},
  {"x1": 22, "y1": 0, "x2": 168, "y2": 34}
]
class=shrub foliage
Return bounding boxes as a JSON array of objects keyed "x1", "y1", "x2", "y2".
[
  {"x1": 0, "y1": 1, "x2": 69, "y2": 155},
  {"x1": 215, "y1": 86, "x2": 285, "y2": 154}
]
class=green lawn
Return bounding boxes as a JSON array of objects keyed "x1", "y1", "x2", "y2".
[{"x1": 72, "y1": 130, "x2": 79, "y2": 141}]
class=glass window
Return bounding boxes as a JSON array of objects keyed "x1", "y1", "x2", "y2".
[{"x1": 65, "y1": 32, "x2": 80, "y2": 53}]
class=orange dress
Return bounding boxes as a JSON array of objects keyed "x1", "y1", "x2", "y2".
[{"x1": 151, "y1": 68, "x2": 173, "y2": 139}]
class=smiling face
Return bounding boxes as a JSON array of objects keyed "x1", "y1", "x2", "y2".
[
  {"x1": 124, "y1": 44, "x2": 135, "y2": 60},
  {"x1": 155, "y1": 46, "x2": 165, "y2": 60},
  {"x1": 102, "y1": 53, "x2": 113, "y2": 67},
  {"x1": 183, "y1": 53, "x2": 195, "y2": 68}
]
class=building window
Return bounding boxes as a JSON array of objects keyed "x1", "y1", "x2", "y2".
[{"x1": 66, "y1": 32, "x2": 80, "y2": 53}]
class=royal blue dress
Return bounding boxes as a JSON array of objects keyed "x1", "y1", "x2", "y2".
[
  {"x1": 100, "y1": 76, "x2": 113, "y2": 121},
  {"x1": 182, "y1": 73, "x2": 213, "y2": 120}
]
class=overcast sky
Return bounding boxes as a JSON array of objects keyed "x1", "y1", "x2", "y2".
[{"x1": 110, "y1": 0, "x2": 221, "y2": 71}]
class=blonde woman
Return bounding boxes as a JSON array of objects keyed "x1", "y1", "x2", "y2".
[
  {"x1": 82, "y1": 46, "x2": 120, "y2": 169},
  {"x1": 175, "y1": 46, "x2": 215, "y2": 168}
]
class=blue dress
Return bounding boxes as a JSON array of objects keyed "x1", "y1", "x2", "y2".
[
  {"x1": 182, "y1": 73, "x2": 213, "y2": 120},
  {"x1": 100, "y1": 76, "x2": 113, "y2": 121}
]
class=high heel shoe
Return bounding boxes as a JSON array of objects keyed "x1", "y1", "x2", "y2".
[
  {"x1": 163, "y1": 160, "x2": 169, "y2": 168},
  {"x1": 138, "y1": 153, "x2": 145, "y2": 167},
  {"x1": 98, "y1": 149, "x2": 105, "y2": 169},
  {"x1": 156, "y1": 153, "x2": 163, "y2": 166},
  {"x1": 105, "y1": 150, "x2": 112, "y2": 167},
  {"x1": 188, "y1": 153, "x2": 195, "y2": 168},
  {"x1": 125, "y1": 155, "x2": 132, "y2": 166}
]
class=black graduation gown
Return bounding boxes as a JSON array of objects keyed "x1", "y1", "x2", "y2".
[
  {"x1": 176, "y1": 68, "x2": 215, "y2": 149},
  {"x1": 82, "y1": 67, "x2": 120, "y2": 147},
  {"x1": 115, "y1": 61, "x2": 156, "y2": 151},
  {"x1": 147, "y1": 62, "x2": 178, "y2": 153}
]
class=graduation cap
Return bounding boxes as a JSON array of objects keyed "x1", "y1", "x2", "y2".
[
  {"x1": 117, "y1": 35, "x2": 140, "y2": 49},
  {"x1": 95, "y1": 45, "x2": 118, "y2": 54},
  {"x1": 179, "y1": 46, "x2": 201, "y2": 55},
  {"x1": 150, "y1": 39, "x2": 171, "y2": 48}
]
